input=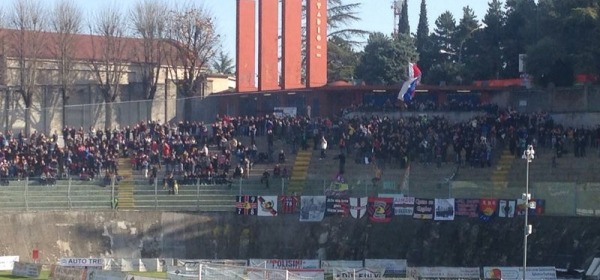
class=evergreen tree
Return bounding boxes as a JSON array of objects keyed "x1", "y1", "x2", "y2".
[
  {"x1": 455, "y1": 6, "x2": 480, "y2": 84},
  {"x1": 502, "y1": 0, "x2": 537, "y2": 77},
  {"x1": 416, "y1": 0, "x2": 429, "y2": 53},
  {"x1": 211, "y1": 51, "x2": 235, "y2": 75},
  {"x1": 427, "y1": 11, "x2": 460, "y2": 85},
  {"x1": 398, "y1": 0, "x2": 410, "y2": 35},
  {"x1": 415, "y1": 0, "x2": 433, "y2": 84},
  {"x1": 328, "y1": 36, "x2": 359, "y2": 82},
  {"x1": 472, "y1": 0, "x2": 505, "y2": 80},
  {"x1": 354, "y1": 32, "x2": 417, "y2": 85}
]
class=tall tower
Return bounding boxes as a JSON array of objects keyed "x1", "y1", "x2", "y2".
[
  {"x1": 236, "y1": 0, "x2": 256, "y2": 92},
  {"x1": 306, "y1": 0, "x2": 328, "y2": 88}
]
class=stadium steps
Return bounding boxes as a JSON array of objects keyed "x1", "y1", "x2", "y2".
[
  {"x1": 490, "y1": 148, "x2": 514, "y2": 188},
  {"x1": 116, "y1": 158, "x2": 135, "y2": 209},
  {"x1": 288, "y1": 149, "x2": 312, "y2": 194}
]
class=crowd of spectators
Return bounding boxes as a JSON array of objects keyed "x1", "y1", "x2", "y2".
[{"x1": 2, "y1": 98, "x2": 600, "y2": 189}]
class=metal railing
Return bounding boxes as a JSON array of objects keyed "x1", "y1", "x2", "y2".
[
  {"x1": 1, "y1": 175, "x2": 600, "y2": 217},
  {"x1": 0, "y1": 177, "x2": 113, "y2": 211}
]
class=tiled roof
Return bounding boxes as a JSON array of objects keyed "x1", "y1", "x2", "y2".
[{"x1": 0, "y1": 28, "x2": 171, "y2": 64}]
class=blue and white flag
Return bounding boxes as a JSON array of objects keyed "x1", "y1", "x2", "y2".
[{"x1": 398, "y1": 63, "x2": 422, "y2": 102}]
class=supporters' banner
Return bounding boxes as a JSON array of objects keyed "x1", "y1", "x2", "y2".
[
  {"x1": 235, "y1": 195, "x2": 258, "y2": 215},
  {"x1": 408, "y1": 267, "x2": 480, "y2": 279},
  {"x1": 498, "y1": 199, "x2": 516, "y2": 218},
  {"x1": 516, "y1": 198, "x2": 545, "y2": 216},
  {"x1": 478, "y1": 198, "x2": 497, "y2": 222},
  {"x1": 531, "y1": 199, "x2": 545, "y2": 215},
  {"x1": 257, "y1": 196, "x2": 278, "y2": 217},
  {"x1": 273, "y1": 107, "x2": 297, "y2": 118},
  {"x1": 394, "y1": 196, "x2": 415, "y2": 216},
  {"x1": 455, "y1": 199, "x2": 480, "y2": 217},
  {"x1": 248, "y1": 269, "x2": 324, "y2": 280},
  {"x1": 333, "y1": 267, "x2": 386, "y2": 279},
  {"x1": 12, "y1": 262, "x2": 42, "y2": 278},
  {"x1": 413, "y1": 198, "x2": 434, "y2": 220},
  {"x1": 325, "y1": 182, "x2": 349, "y2": 197},
  {"x1": 364, "y1": 259, "x2": 407, "y2": 275},
  {"x1": 249, "y1": 259, "x2": 320, "y2": 270},
  {"x1": 85, "y1": 270, "x2": 128, "y2": 280},
  {"x1": 367, "y1": 197, "x2": 393, "y2": 223},
  {"x1": 349, "y1": 197, "x2": 368, "y2": 219},
  {"x1": 516, "y1": 199, "x2": 527, "y2": 216},
  {"x1": 0, "y1": 256, "x2": 19, "y2": 270},
  {"x1": 483, "y1": 266, "x2": 557, "y2": 280},
  {"x1": 325, "y1": 196, "x2": 350, "y2": 216},
  {"x1": 278, "y1": 195, "x2": 299, "y2": 214},
  {"x1": 60, "y1": 258, "x2": 104, "y2": 267},
  {"x1": 300, "y1": 196, "x2": 326, "y2": 222},
  {"x1": 320, "y1": 260, "x2": 363, "y2": 274},
  {"x1": 48, "y1": 265, "x2": 85, "y2": 280},
  {"x1": 434, "y1": 198, "x2": 455, "y2": 221}
]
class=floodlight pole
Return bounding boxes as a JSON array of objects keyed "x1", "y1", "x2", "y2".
[{"x1": 522, "y1": 145, "x2": 535, "y2": 280}]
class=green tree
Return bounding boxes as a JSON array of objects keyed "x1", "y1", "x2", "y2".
[
  {"x1": 472, "y1": 0, "x2": 505, "y2": 80},
  {"x1": 327, "y1": 36, "x2": 359, "y2": 82},
  {"x1": 327, "y1": 0, "x2": 369, "y2": 44},
  {"x1": 398, "y1": 0, "x2": 410, "y2": 35},
  {"x1": 425, "y1": 11, "x2": 457, "y2": 85},
  {"x1": 211, "y1": 51, "x2": 235, "y2": 75},
  {"x1": 526, "y1": 37, "x2": 573, "y2": 87},
  {"x1": 432, "y1": 11, "x2": 457, "y2": 53},
  {"x1": 502, "y1": 0, "x2": 537, "y2": 77},
  {"x1": 455, "y1": 6, "x2": 481, "y2": 84},
  {"x1": 415, "y1": 0, "x2": 434, "y2": 83},
  {"x1": 354, "y1": 32, "x2": 417, "y2": 85}
]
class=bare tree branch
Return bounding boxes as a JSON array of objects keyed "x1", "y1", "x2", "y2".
[
  {"x1": 8, "y1": 0, "x2": 48, "y2": 135},
  {"x1": 130, "y1": 0, "x2": 167, "y2": 100},
  {"x1": 88, "y1": 4, "x2": 128, "y2": 129},
  {"x1": 165, "y1": 4, "x2": 220, "y2": 98},
  {"x1": 50, "y1": 0, "x2": 82, "y2": 129}
]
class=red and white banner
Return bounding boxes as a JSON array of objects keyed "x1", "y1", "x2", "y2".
[
  {"x1": 349, "y1": 197, "x2": 368, "y2": 219},
  {"x1": 367, "y1": 197, "x2": 393, "y2": 223},
  {"x1": 257, "y1": 196, "x2": 278, "y2": 217}
]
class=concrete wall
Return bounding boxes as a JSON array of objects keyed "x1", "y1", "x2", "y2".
[{"x1": 1, "y1": 211, "x2": 599, "y2": 269}]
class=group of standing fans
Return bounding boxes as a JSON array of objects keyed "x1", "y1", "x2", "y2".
[{"x1": 0, "y1": 104, "x2": 599, "y2": 188}]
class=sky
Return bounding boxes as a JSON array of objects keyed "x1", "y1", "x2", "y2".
[{"x1": 0, "y1": 0, "x2": 495, "y2": 58}]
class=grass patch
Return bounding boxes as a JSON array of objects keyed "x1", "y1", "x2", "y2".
[
  {"x1": 0, "y1": 270, "x2": 49, "y2": 280},
  {"x1": 0, "y1": 271, "x2": 166, "y2": 280}
]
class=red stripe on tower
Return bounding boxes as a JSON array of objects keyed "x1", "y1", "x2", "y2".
[
  {"x1": 258, "y1": 0, "x2": 280, "y2": 90},
  {"x1": 306, "y1": 0, "x2": 328, "y2": 88},
  {"x1": 281, "y1": 0, "x2": 303, "y2": 89},
  {"x1": 236, "y1": 0, "x2": 257, "y2": 92}
]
